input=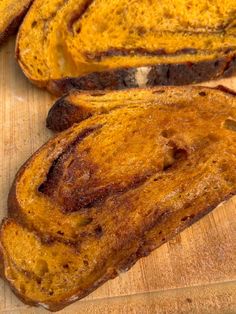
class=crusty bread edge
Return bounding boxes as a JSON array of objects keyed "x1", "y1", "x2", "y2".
[
  {"x1": 0, "y1": 218, "x2": 119, "y2": 311},
  {"x1": 0, "y1": 1, "x2": 33, "y2": 47},
  {"x1": 46, "y1": 55, "x2": 236, "y2": 96},
  {"x1": 15, "y1": 41, "x2": 236, "y2": 95}
]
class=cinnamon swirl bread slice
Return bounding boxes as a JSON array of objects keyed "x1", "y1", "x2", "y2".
[{"x1": 1, "y1": 86, "x2": 236, "y2": 311}]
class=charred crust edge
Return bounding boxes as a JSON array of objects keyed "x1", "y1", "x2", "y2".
[
  {"x1": 46, "y1": 97, "x2": 87, "y2": 132},
  {"x1": 46, "y1": 54, "x2": 236, "y2": 96}
]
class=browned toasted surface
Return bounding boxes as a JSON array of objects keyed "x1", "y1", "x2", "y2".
[
  {"x1": 1, "y1": 86, "x2": 236, "y2": 311},
  {"x1": 0, "y1": 0, "x2": 33, "y2": 46},
  {"x1": 45, "y1": 57, "x2": 236, "y2": 96}
]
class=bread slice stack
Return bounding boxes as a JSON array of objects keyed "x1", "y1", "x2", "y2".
[
  {"x1": 0, "y1": 0, "x2": 33, "y2": 46},
  {"x1": 1, "y1": 86, "x2": 236, "y2": 311},
  {"x1": 16, "y1": 0, "x2": 236, "y2": 94}
]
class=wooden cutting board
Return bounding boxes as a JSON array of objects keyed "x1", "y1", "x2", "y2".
[{"x1": 0, "y1": 38, "x2": 235, "y2": 314}]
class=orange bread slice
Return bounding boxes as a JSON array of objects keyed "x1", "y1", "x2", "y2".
[
  {"x1": 17, "y1": 0, "x2": 236, "y2": 95},
  {"x1": 1, "y1": 86, "x2": 236, "y2": 311},
  {"x1": 47, "y1": 85, "x2": 236, "y2": 132},
  {"x1": 0, "y1": 0, "x2": 33, "y2": 46}
]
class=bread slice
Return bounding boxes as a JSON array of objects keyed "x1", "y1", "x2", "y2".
[
  {"x1": 47, "y1": 85, "x2": 236, "y2": 132},
  {"x1": 1, "y1": 86, "x2": 236, "y2": 311},
  {"x1": 0, "y1": 0, "x2": 33, "y2": 46},
  {"x1": 16, "y1": 0, "x2": 236, "y2": 95}
]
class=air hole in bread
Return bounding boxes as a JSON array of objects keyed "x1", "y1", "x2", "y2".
[
  {"x1": 63, "y1": 264, "x2": 69, "y2": 269},
  {"x1": 164, "y1": 145, "x2": 188, "y2": 170},
  {"x1": 223, "y1": 118, "x2": 236, "y2": 131},
  {"x1": 161, "y1": 129, "x2": 175, "y2": 138},
  {"x1": 31, "y1": 21, "x2": 37, "y2": 28},
  {"x1": 136, "y1": 26, "x2": 146, "y2": 36},
  {"x1": 35, "y1": 259, "x2": 49, "y2": 276},
  {"x1": 83, "y1": 260, "x2": 89, "y2": 266},
  {"x1": 36, "y1": 278, "x2": 42, "y2": 285},
  {"x1": 76, "y1": 26, "x2": 81, "y2": 34},
  {"x1": 37, "y1": 69, "x2": 43, "y2": 75},
  {"x1": 94, "y1": 225, "x2": 103, "y2": 237},
  {"x1": 174, "y1": 149, "x2": 187, "y2": 160},
  {"x1": 199, "y1": 91, "x2": 206, "y2": 96}
]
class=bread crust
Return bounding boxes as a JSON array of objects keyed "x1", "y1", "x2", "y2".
[
  {"x1": 0, "y1": 1, "x2": 33, "y2": 46},
  {"x1": 16, "y1": 49, "x2": 236, "y2": 96}
]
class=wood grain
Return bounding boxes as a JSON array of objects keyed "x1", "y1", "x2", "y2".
[{"x1": 0, "y1": 38, "x2": 235, "y2": 314}]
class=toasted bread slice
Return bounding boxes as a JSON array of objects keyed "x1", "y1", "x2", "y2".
[
  {"x1": 0, "y1": 0, "x2": 33, "y2": 46},
  {"x1": 1, "y1": 86, "x2": 236, "y2": 311},
  {"x1": 47, "y1": 85, "x2": 236, "y2": 132},
  {"x1": 17, "y1": 0, "x2": 236, "y2": 95}
]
